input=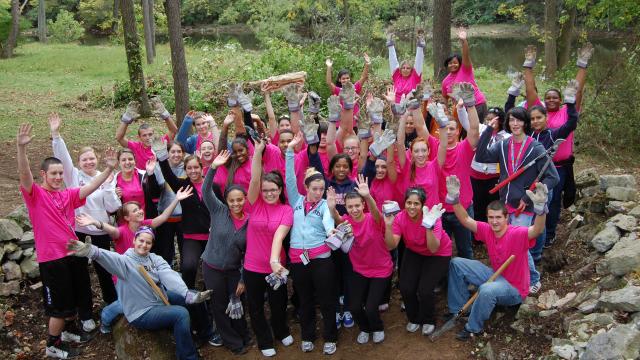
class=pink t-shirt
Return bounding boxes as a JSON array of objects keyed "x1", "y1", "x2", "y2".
[
  {"x1": 343, "y1": 213, "x2": 393, "y2": 278},
  {"x1": 441, "y1": 63, "x2": 487, "y2": 105},
  {"x1": 213, "y1": 157, "x2": 252, "y2": 194},
  {"x1": 244, "y1": 197, "x2": 293, "y2": 274},
  {"x1": 393, "y1": 68, "x2": 422, "y2": 103},
  {"x1": 475, "y1": 222, "x2": 535, "y2": 299},
  {"x1": 527, "y1": 98, "x2": 573, "y2": 162},
  {"x1": 117, "y1": 171, "x2": 145, "y2": 213},
  {"x1": 402, "y1": 156, "x2": 441, "y2": 208},
  {"x1": 262, "y1": 143, "x2": 285, "y2": 179},
  {"x1": 21, "y1": 185, "x2": 86, "y2": 263},
  {"x1": 114, "y1": 219, "x2": 153, "y2": 255},
  {"x1": 333, "y1": 81, "x2": 363, "y2": 126},
  {"x1": 392, "y1": 210, "x2": 451, "y2": 257},
  {"x1": 439, "y1": 139, "x2": 475, "y2": 212},
  {"x1": 232, "y1": 216, "x2": 248, "y2": 230},
  {"x1": 195, "y1": 133, "x2": 214, "y2": 152},
  {"x1": 371, "y1": 177, "x2": 401, "y2": 212}
]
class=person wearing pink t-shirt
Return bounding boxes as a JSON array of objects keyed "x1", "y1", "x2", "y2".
[
  {"x1": 386, "y1": 32, "x2": 424, "y2": 104},
  {"x1": 446, "y1": 177, "x2": 548, "y2": 341},
  {"x1": 244, "y1": 138, "x2": 293, "y2": 357},
  {"x1": 325, "y1": 54, "x2": 370, "y2": 126},
  {"x1": 384, "y1": 187, "x2": 451, "y2": 337},
  {"x1": 442, "y1": 29, "x2": 488, "y2": 121},
  {"x1": 115, "y1": 148, "x2": 149, "y2": 215},
  {"x1": 17, "y1": 123, "x2": 116, "y2": 357},
  {"x1": 328, "y1": 176, "x2": 392, "y2": 344},
  {"x1": 213, "y1": 111, "x2": 255, "y2": 195}
]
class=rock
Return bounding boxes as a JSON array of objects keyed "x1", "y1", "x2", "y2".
[
  {"x1": 567, "y1": 284, "x2": 601, "y2": 309},
  {"x1": 553, "y1": 292, "x2": 577, "y2": 309},
  {"x1": 577, "y1": 299, "x2": 598, "y2": 314},
  {"x1": 629, "y1": 205, "x2": 640, "y2": 218},
  {"x1": 0, "y1": 219, "x2": 23, "y2": 241},
  {"x1": 17, "y1": 231, "x2": 34, "y2": 249},
  {"x1": 580, "y1": 185, "x2": 602, "y2": 198},
  {"x1": 597, "y1": 285, "x2": 640, "y2": 312},
  {"x1": 607, "y1": 186, "x2": 638, "y2": 201},
  {"x1": 19, "y1": 254, "x2": 39, "y2": 279},
  {"x1": 537, "y1": 290, "x2": 560, "y2": 310},
  {"x1": 7, "y1": 248, "x2": 22, "y2": 261},
  {"x1": 575, "y1": 168, "x2": 599, "y2": 188},
  {"x1": 0, "y1": 246, "x2": 4, "y2": 262},
  {"x1": 542, "y1": 248, "x2": 568, "y2": 273},
  {"x1": 581, "y1": 324, "x2": 640, "y2": 360},
  {"x1": 576, "y1": 194, "x2": 607, "y2": 214},
  {"x1": 605, "y1": 201, "x2": 637, "y2": 216},
  {"x1": 607, "y1": 213, "x2": 637, "y2": 232},
  {"x1": 479, "y1": 341, "x2": 496, "y2": 360},
  {"x1": 4, "y1": 242, "x2": 18, "y2": 254},
  {"x1": 567, "y1": 215, "x2": 584, "y2": 231},
  {"x1": 540, "y1": 309, "x2": 558, "y2": 317},
  {"x1": 552, "y1": 344, "x2": 577, "y2": 359},
  {"x1": 515, "y1": 303, "x2": 538, "y2": 319},
  {"x1": 112, "y1": 317, "x2": 175, "y2": 360},
  {"x1": 565, "y1": 313, "x2": 616, "y2": 342},
  {"x1": 591, "y1": 225, "x2": 621, "y2": 253},
  {"x1": 567, "y1": 223, "x2": 600, "y2": 246},
  {"x1": 6, "y1": 205, "x2": 31, "y2": 231},
  {"x1": 22, "y1": 247, "x2": 33, "y2": 257},
  {"x1": 600, "y1": 174, "x2": 637, "y2": 190},
  {"x1": 2, "y1": 261, "x2": 22, "y2": 281},
  {"x1": 510, "y1": 319, "x2": 526, "y2": 333},
  {"x1": 603, "y1": 233, "x2": 640, "y2": 276},
  {"x1": 0, "y1": 281, "x2": 20, "y2": 296},
  {"x1": 597, "y1": 275, "x2": 627, "y2": 290}
]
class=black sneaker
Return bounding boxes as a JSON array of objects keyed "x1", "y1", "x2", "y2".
[
  {"x1": 46, "y1": 342, "x2": 82, "y2": 358},
  {"x1": 61, "y1": 330, "x2": 94, "y2": 344},
  {"x1": 455, "y1": 328, "x2": 474, "y2": 341},
  {"x1": 232, "y1": 346, "x2": 249, "y2": 355}
]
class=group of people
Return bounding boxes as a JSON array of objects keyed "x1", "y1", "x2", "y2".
[{"x1": 18, "y1": 30, "x2": 593, "y2": 359}]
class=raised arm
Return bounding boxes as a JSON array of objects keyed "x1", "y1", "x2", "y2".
[
  {"x1": 49, "y1": 114, "x2": 79, "y2": 188},
  {"x1": 358, "y1": 54, "x2": 371, "y2": 84},
  {"x1": 355, "y1": 174, "x2": 381, "y2": 223},
  {"x1": 475, "y1": 120, "x2": 501, "y2": 163},
  {"x1": 458, "y1": 83, "x2": 480, "y2": 148},
  {"x1": 67, "y1": 242, "x2": 131, "y2": 280},
  {"x1": 150, "y1": 96, "x2": 178, "y2": 140},
  {"x1": 457, "y1": 29, "x2": 472, "y2": 67},
  {"x1": 175, "y1": 111, "x2": 194, "y2": 148},
  {"x1": 76, "y1": 213, "x2": 120, "y2": 239},
  {"x1": 247, "y1": 138, "x2": 266, "y2": 205},
  {"x1": 422, "y1": 204, "x2": 445, "y2": 253},
  {"x1": 574, "y1": 43, "x2": 594, "y2": 110},
  {"x1": 285, "y1": 133, "x2": 304, "y2": 205},
  {"x1": 522, "y1": 45, "x2": 540, "y2": 108},
  {"x1": 115, "y1": 122, "x2": 130, "y2": 148},
  {"x1": 326, "y1": 95, "x2": 341, "y2": 159},
  {"x1": 203, "y1": 151, "x2": 230, "y2": 213},
  {"x1": 151, "y1": 186, "x2": 193, "y2": 228},
  {"x1": 337, "y1": 82, "x2": 356, "y2": 141},
  {"x1": 383, "y1": 214, "x2": 401, "y2": 250},
  {"x1": 415, "y1": 31, "x2": 425, "y2": 75},
  {"x1": 79, "y1": 148, "x2": 117, "y2": 200},
  {"x1": 262, "y1": 89, "x2": 278, "y2": 140},
  {"x1": 526, "y1": 182, "x2": 548, "y2": 239},
  {"x1": 325, "y1": 59, "x2": 337, "y2": 93},
  {"x1": 554, "y1": 80, "x2": 580, "y2": 139},
  {"x1": 282, "y1": 83, "x2": 303, "y2": 135},
  {"x1": 387, "y1": 33, "x2": 399, "y2": 74},
  {"x1": 386, "y1": 142, "x2": 398, "y2": 183},
  {"x1": 447, "y1": 176, "x2": 478, "y2": 233},
  {"x1": 326, "y1": 187, "x2": 344, "y2": 225},
  {"x1": 116, "y1": 101, "x2": 141, "y2": 148}
]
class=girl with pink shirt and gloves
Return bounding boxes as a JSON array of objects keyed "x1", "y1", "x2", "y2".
[
  {"x1": 325, "y1": 54, "x2": 370, "y2": 127},
  {"x1": 386, "y1": 31, "x2": 425, "y2": 104}
]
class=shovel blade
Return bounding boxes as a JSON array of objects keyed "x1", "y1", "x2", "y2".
[{"x1": 429, "y1": 317, "x2": 458, "y2": 342}]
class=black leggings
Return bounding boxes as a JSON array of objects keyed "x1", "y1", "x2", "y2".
[
  {"x1": 348, "y1": 271, "x2": 391, "y2": 333},
  {"x1": 290, "y1": 258, "x2": 338, "y2": 342},
  {"x1": 399, "y1": 249, "x2": 450, "y2": 325},
  {"x1": 77, "y1": 232, "x2": 116, "y2": 306},
  {"x1": 202, "y1": 264, "x2": 250, "y2": 352},
  {"x1": 152, "y1": 221, "x2": 183, "y2": 265},
  {"x1": 471, "y1": 176, "x2": 499, "y2": 223},
  {"x1": 243, "y1": 268, "x2": 290, "y2": 350},
  {"x1": 181, "y1": 239, "x2": 207, "y2": 288}
]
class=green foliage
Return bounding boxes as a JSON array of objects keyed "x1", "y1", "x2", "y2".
[
  {"x1": 78, "y1": 0, "x2": 114, "y2": 32},
  {"x1": 110, "y1": 0, "x2": 167, "y2": 44},
  {"x1": 0, "y1": 1, "x2": 11, "y2": 41},
  {"x1": 47, "y1": 9, "x2": 85, "y2": 42},
  {"x1": 568, "y1": 0, "x2": 640, "y2": 30}
]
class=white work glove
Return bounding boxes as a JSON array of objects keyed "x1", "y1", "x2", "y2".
[
  {"x1": 445, "y1": 175, "x2": 461, "y2": 205},
  {"x1": 421, "y1": 204, "x2": 446, "y2": 229},
  {"x1": 526, "y1": 182, "x2": 549, "y2": 215}
]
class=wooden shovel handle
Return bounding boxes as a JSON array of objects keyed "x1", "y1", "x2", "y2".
[
  {"x1": 457, "y1": 255, "x2": 516, "y2": 315},
  {"x1": 138, "y1": 265, "x2": 170, "y2": 306}
]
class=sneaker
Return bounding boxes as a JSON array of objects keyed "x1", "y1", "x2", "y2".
[
  {"x1": 400, "y1": 302, "x2": 405, "y2": 312},
  {"x1": 372, "y1": 331, "x2": 385, "y2": 343},
  {"x1": 339, "y1": 296, "x2": 344, "y2": 306},
  {"x1": 261, "y1": 348, "x2": 276, "y2": 357},
  {"x1": 378, "y1": 303, "x2": 389, "y2": 312},
  {"x1": 46, "y1": 342, "x2": 81, "y2": 358},
  {"x1": 356, "y1": 331, "x2": 370, "y2": 344},
  {"x1": 81, "y1": 319, "x2": 96, "y2": 332},
  {"x1": 335, "y1": 313, "x2": 342, "y2": 329},
  {"x1": 406, "y1": 322, "x2": 420, "y2": 333},
  {"x1": 99, "y1": 322, "x2": 111, "y2": 334},
  {"x1": 544, "y1": 236, "x2": 556, "y2": 248},
  {"x1": 433, "y1": 286, "x2": 442, "y2": 294},
  {"x1": 455, "y1": 328, "x2": 474, "y2": 341},
  {"x1": 232, "y1": 346, "x2": 249, "y2": 355},
  {"x1": 342, "y1": 311, "x2": 354, "y2": 328},
  {"x1": 422, "y1": 324, "x2": 435, "y2": 336},
  {"x1": 61, "y1": 330, "x2": 94, "y2": 344},
  {"x1": 323, "y1": 342, "x2": 337, "y2": 355},
  {"x1": 208, "y1": 333, "x2": 223, "y2": 347},
  {"x1": 301, "y1": 341, "x2": 314, "y2": 352},
  {"x1": 529, "y1": 281, "x2": 542, "y2": 294},
  {"x1": 281, "y1": 335, "x2": 294, "y2": 347}
]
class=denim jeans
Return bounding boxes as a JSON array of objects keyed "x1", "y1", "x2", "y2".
[
  {"x1": 130, "y1": 291, "x2": 212, "y2": 360},
  {"x1": 101, "y1": 299, "x2": 123, "y2": 327},
  {"x1": 547, "y1": 167, "x2": 567, "y2": 241},
  {"x1": 508, "y1": 213, "x2": 540, "y2": 285},
  {"x1": 447, "y1": 258, "x2": 522, "y2": 333},
  {"x1": 443, "y1": 206, "x2": 475, "y2": 259}
]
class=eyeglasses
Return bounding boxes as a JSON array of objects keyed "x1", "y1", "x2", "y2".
[
  {"x1": 344, "y1": 146, "x2": 358, "y2": 151},
  {"x1": 262, "y1": 188, "x2": 280, "y2": 194}
]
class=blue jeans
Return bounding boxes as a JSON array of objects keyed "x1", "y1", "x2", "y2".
[
  {"x1": 130, "y1": 291, "x2": 212, "y2": 360},
  {"x1": 443, "y1": 206, "x2": 474, "y2": 259},
  {"x1": 508, "y1": 213, "x2": 540, "y2": 285},
  {"x1": 101, "y1": 299, "x2": 123, "y2": 327},
  {"x1": 547, "y1": 166, "x2": 567, "y2": 241},
  {"x1": 447, "y1": 258, "x2": 522, "y2": 333}
]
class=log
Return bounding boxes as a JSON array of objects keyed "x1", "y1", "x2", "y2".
[{"x1": 248, "y1": 71, "x2": 307, "y2": 92}]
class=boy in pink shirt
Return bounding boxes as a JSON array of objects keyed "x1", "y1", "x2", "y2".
[
  {"x1": 17, "y1": 123, "x2": 116, "y2": 358},
  {"x1": 445, "y1": 175, "x2": 548, "y2": 341}
]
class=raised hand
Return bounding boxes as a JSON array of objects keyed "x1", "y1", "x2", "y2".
[
  {"x1": 458, "y1": 82, "x2": 476, "y2": 107},
  {"x1": 66, "y1": 238, "x2": 92, "y2": 257},
  {"x1": 282, "y1": 83, "x2": 302, "y2": 112},
  {"x1": 212, "y1": 150, "x2": 230, "y2": 168},
  {"x1": 508, "y1": 72, "x2": 525, "y2": 97},
  {"x1": 326, "y1": 186, "x2": 337, "y2": 209},
  {"x1": 150, "y1": 96, "x2": 170, "y2": 119},
  {"x1": 307, "y1": 91, "x2": 321, "y2": 114},
  {"x1": 254, "y1": 136, "x2": 266, "y2": 153},
  {"x1": 428, "y1": 102, "x2": 449, "y2": 128},
  {"x1": 151, "y1": 136, "x2": 168, "y2": 161},
  {"x1": 368, "y1": 97, "x2": 385, "y2": 124},
  {"x1": 122, "y1": 101, "x2": 141, "y2": 124},
  {"x1": 523, "y1": 45, "x2": 537, "y2": 69},
  {"x1": 457, "y1": 28, "x2": 467, "y2": 41},
  {"x1": 445, "y1": 175, "x2": 461, "y2": 204},
  {"x1": 290, "y1": 131, "x2": 305, "y2": 149},
  {"x1": 417, "y1": 29, "x2": 426, "y2": 48},
  {"x1": 369, "y1": 129, "x2": 396, "y2": 158},
  {"x1": 386, "y1": 32, "x2": 395, "y2": 47},
  {"x1": 145, "y1": 157, "x2": 157, "y2": 175},
  {"x1": 17, "y1": 123, "x2": 34, "y2": 147},
  {"x1": 49, "y1": 113, "x2": 62, "y2": 136},
  {"x1": 526, "y1": 182, "x2": 549, "y2": 215},
  {"x1": 301, "y1": 120, "x2": 319, "y2": 145},
  {"x1": 355, "y1": 174, "x2": 370, "y2": 198},
  {"x1": 392, "y1": 94, "x2": 407, "y2": 116},
  {"x1": 421, "y1": 203, "x2": 446, "y2": 229},
  {"x1": 75, "y1": 213, "x2": 98, "y2": 228},
  {"x1": 384, "y1": 85, "x2": 396, "y2": 104},
  {"x1": 227, "y1": 82, "x2": 241, "y2": 108},
  {"x1": 576, "y1": 42, "x2": 594, "y2": 68},
  {"x1": 237, "y1": 87, "x2": 253, "y2": 113},
  {"x1": 357, "y1": 113, "x2": 372, "y2": 140},
  {"x1": 421, "y1": 79, "x2": 434, "y2": 101},
  {"x1": 223, "y1": 112, "x2": 235, "y2": 127},
  {"x1": 325, "y1": 58, "x2": 333, "y2": 68},
  {"x1": 327, "y1": 95, "x2": 341, "y2": 123},
  {"x1": 103, "y1": 147, "x2": 116, "y2": 168},
  {"x1": 340, "y1": 81, "x2": 356, "y2": 110},
  {"x1": 562, "y1": 79, "x2": 580, "y2": 104},
  {"x1": 175, "y1": 185, "x2": 194, "y2": 201},
  {"x1": 363, "y1": 53, "x2": 371, "y2": 65},
  {"x1": 383, "y1": 211, "x2": 396, "y2": 227}
]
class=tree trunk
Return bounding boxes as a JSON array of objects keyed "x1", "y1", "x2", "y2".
[
  {"x1": 164, "y1": 0, "x2": 189, "y2": 126},
  {"x1": 343, "y1": 0, "x2": 349, "y2": 29},
  {"x1": 544, "y1": 0, "x2": 558, "y2": 78},
  {"x1": 120, "y1": 0, "x2": 151, "y2": 115},
  {"x1": 557, "y1": 5, "x2": 576, "y2": 69},
  {"x1": 432, "y1": 0, "x2": 451, "y2": 81},
  {"x1": 37, "y1": 0, "x2": 46, "y2": 43},
  {"x1": 111, "y1": 0, "x2": 119, "y2": 33},
  {"x1": 1, "y1": 0, "x2": 20, "y2": 59},
  {"x1": 141, "y1": 0, "x2": 155, "y2": 64},
  {"x1": 149, "y1": 0, "x2": 155, "y2": 58}
]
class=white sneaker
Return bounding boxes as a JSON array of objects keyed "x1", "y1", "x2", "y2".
[
  {"x1": 281, "y1": 335, "x2": 294, "y2": 346},
  {"x1": 406, "y1": 322, "x2": 420, "y2": 333},
  {"x1": 378, "y1": 303, "x2": 389, "y2": 312},
  {"x1": 323, "y1": 342, "x2": 337, "y2": 355},
  {"x1": 61, "y1": 331, "x2": 93, "y2": 344},
  {"x1": 422, "y1": 324, "x2": 435, "y2": 336},
  {"x1": 529, "y1": 281, "x2": 542, "y2": 294},
  {"x1": 356, "y1": 331, "x2": 370, "y2": 344},
  {"x1": 46, "y1": 343, "x2": 81, "y2": 358},
  {"x1": 261, "y1": 348, "x2": 276, "y2": 357},
  {"x1": 81, "y1": 319, "x2": 96, "y2": 332},
  {"x1": 372, "y1": 331, "x2": 385, "y2": 343},
  {"x1": 301, "y1": 341, "x2": 314, "y2": 352}
]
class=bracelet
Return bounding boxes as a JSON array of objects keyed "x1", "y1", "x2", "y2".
[{"x1": 270, "y1": 260, "x2": 280, "y2": 264}]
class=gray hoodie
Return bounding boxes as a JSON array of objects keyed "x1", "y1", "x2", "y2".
[{"x1": 88, "y1": 246, "x2": 188, "y2": 321}]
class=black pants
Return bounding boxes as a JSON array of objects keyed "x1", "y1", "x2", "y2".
[
  {"x1": 153, "y1": 221, "x2": 182, "y2": 265},
  {"x1": 78, "y1": 232, "x2": 117, "y2": 305},
  {"x1": 202, "y1": 264, "x2": 250, "y2": 352},
  {"x1": 181, "y1": 239, "x2": 207, "y2": 288},
  {"x1": 290, "y1": 258, "x2": 338, "y2": 342},
  {"x1": 332, "y1": 250, "x2": 353, "y2": 310},
  {"x1": 399, "y1": 249, "x2": 450, "y2": 325},
  {"x1": 471, "y1": 176, "x2": 500, "y2": 223},
  {"x1": 348, "y1": 271, "x2": 391, "y2": 333},
  {"x1": 243, "y1": 268, "x2": 290, "y2": 350}
]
